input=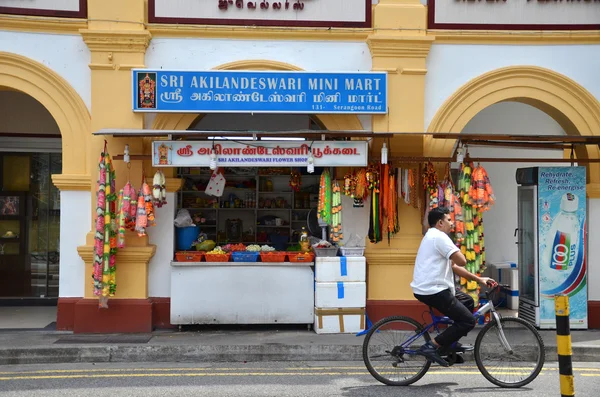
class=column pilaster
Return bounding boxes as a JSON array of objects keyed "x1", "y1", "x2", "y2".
[
  {"x1": 365, "y1": 0, "x2": 433, "y2": 310},
  {"x1": 77, "y1": 0, "x2": 154, "y2": 301}
]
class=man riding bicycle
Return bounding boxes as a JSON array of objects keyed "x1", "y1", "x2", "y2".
[{"x1": 411, "y1": 206, "x2": 496, "y2": 367}]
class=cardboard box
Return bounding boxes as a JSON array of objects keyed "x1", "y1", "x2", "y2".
[
  {"x1": 315, "y1": 281, "x2": 366, "y2": 308},
  {"x1": 315, "y1": 257, "x2": 366, "y2": 282},
  {"x1": 314, "y1": 307, "x2": 366, "y2": 334}
]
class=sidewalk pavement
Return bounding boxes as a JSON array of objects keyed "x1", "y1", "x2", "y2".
[{"x1": 1, "y1": 325, "x2": 599, "y2": 365}]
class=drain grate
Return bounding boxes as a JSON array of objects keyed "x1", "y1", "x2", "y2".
[{"x1": 54, "y1": 334, "x2": 152, "y2": 344}]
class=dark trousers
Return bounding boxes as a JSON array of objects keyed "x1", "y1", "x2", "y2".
[{"x1": 414, "y1": 288, "x2": 476, "y2": 348}]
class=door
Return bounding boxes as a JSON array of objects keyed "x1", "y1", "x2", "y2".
[{"x1": 517, "y1": 186, "x2": 538, "y2": 306}]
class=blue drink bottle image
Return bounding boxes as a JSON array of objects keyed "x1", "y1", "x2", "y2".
[{"x1": 541, "y1": 193, "x2": 580, "y2": 272}]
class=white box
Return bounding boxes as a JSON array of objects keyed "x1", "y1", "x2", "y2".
[
  {"x1": 489, "y1": 262, "x2": 519, "y2": 310},
  {"x1": 315, "y1": 281, "x2": 366, "y2": 308},
  {"x1": 314, "y1": 307, "x2": 366, "y2": 334},
  {"x1": 315, "y1": 257, "x2": 366, "y2": 282}
]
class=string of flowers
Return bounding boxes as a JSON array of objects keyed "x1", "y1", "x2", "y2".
[
  {"x1": 93, "y1": 142, "x2": 117, "y2": 308},
  {"x1": 318, "y1": 169, "x2": 332, "y2": 225}
]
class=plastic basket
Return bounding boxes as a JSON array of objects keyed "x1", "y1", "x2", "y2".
[
  {"x1": 231, "y1": 251, "x2": 260, "y2": 262},
  {"x1": 340, "y1": 246, "x2": 365, "y2": 257},
  {"x1": 204, "y1": 253, "x2": 231, "y2": 262},
  {"x1": 313, "y1": 247, "x2": 339, "y2": 257},
  {"x1": 175, "y1": 251, "x2": 204, "y2": 262},
  {"x1": 287, "y1": 252, "x2": 315, "y2": 263},
  {"x1": 260, "y1": 252, "x2": 288, "y2": 262}
]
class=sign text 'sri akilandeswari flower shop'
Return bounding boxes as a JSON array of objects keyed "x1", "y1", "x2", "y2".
[{"x1": 153, "y1": 141, "x2": 369, "y2": 168}]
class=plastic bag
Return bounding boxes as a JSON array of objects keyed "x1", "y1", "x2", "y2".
[
  {"x1": 345, "y1": 233, "x2": 365, "y2": 248},
  {"x1": 174, "y1": 209, "x2": 195, "y2": 228}
]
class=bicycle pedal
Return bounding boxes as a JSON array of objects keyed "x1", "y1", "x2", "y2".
[{"x1": 441, "y1": 352, "x2": 465, "y2": 365}]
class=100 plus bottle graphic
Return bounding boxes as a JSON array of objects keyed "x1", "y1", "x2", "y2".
[{"x1": 540, "y1": 193, "x2": 580, "y2": 279}]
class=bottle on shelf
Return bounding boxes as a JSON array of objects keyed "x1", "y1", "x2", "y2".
[{"x1": 299, "y1": 226, "x2": 310, "y2": 253}]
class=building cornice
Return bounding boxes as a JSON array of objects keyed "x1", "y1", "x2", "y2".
[
  {"x1": 367, "y1": 35, "x2": 434, "y2": 58},
  {"x1": 428, "y1": 30, "x2": 600, "y2": 45},
  {"x1": 79, "y1": 29, "x2": 152, "y2": 53},
  {"x1": 148, "y1": 24, "x2": 372, "y2": 42},
  {"x1": 51, "y1": 173, "x2": 92, "y2": 191},
  {"x1": 0, "y1": 15, "x2": 86, "y2": 34},
  {"x1": 78, "y1": 244, "x2": 157, "y2": 266}
]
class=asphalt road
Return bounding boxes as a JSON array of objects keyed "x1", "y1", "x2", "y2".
[{"x1": 0, "y1": 361, "x2": 598, "y2": 396}]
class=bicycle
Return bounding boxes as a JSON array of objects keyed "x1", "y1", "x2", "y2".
[{"x1": 362, "y1": 284, "x2": 545, "y2": 388}]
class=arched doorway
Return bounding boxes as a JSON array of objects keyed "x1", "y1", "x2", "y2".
[
  {"x1": 0, "y1": 89, "x2": 63, "y2": 302},
  {"x1": 426, "y1": 65, "x2": 600, "y2": 327},
  {"x1": 0, "y1": 53, "x2": 90, "y2": 326}
]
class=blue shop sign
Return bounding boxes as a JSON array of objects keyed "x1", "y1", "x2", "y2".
[{"x1": 133, "y1": 70, "x2": 387, "y2": 114}]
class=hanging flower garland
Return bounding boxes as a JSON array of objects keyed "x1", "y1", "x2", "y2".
[
  {"x1": 367, "y1": 164, "x2": 381, "y2": 243},
  {"x1": 343, "y1": 171, "x2": 355, "y2": 197},
  {"x1": 93, "y1": 142, "x2": 118, "y2": 308},
  {"x1": 122, "y1": 182, "x2": 137, "y2": 232},
  {"x1": 422, "y1": 161, "x2": 439, "y2": 210},
  {"x1": 386, "y1": 168, "x2": 399, "y2": 241},
  {"x1": 318, "y1": 169, "x2": 332, "y2": 225},
  {"x1": 470, "y1": 164, "x2": 496, "y2": 211},
  {"x1": 330, "y1": 179, "x2": 343, "y2": 243},
  {"x1": 354, "y1": 168, "x2": 369, "y2": 207},
  {"x1": 454, "y1": 161, "x2": 496, "y2": 305},
  {"x1": 152, "y1": 170, "x2": 167, "y2": 208},
  {"x1": 135, "y1": 179, "x2": 156, "y2": 237},
  {"x1": 289, "y1": 170, "x2": 302, "y2": 192},
  {"x1": 117, "y1": 189, "x2": 126, "y2": 249}
]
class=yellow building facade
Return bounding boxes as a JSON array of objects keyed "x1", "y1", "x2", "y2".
[{"x1": 1, "y1": 0, "x2": 599, "y2": 332}]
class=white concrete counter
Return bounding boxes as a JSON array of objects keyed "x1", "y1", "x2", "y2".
[{"x1": 170, "y1": 261, "x2": 315, "y2": 325}]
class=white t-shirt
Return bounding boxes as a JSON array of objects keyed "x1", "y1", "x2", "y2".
[{"x1": 410, "y1": 228, "x2": 460, "y2": 296}]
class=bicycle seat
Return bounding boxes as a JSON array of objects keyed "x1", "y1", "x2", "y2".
[{"x1": 428, "y1": 306, "x2": 453, "y2": 324}]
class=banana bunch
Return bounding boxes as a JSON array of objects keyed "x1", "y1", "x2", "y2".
[{"x1": 152, "y1": 170, "x2": 167, "y2": 208}]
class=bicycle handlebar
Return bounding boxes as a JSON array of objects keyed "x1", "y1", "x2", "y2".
[{"x1": 483, "y1": 283, "x2": 509, "y2": 301}]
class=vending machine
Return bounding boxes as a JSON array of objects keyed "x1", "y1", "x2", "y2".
[{"x1": 516, "y1": 167, "x2": 588, "y2": 329}]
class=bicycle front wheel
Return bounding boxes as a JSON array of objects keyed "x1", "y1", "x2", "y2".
[
  {"x1": 474, "y1": 316, "x2": 545, "y2": 388},
  {"x1": 362, "y1": 316, "x2": 431, "y2": 386}
]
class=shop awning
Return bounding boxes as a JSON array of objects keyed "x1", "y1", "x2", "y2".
[
  {"x1": 94, "y1": 129, "x2": 600, "y2": 163},
  {"x1": 93, "y1": 128, "x2": 390, "y2": 138}
]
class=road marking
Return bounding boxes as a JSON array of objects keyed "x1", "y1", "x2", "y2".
[
  {"x1": 0, "y1": 365, "x2": 597, "y2": 381},
  {"x1": 5, "y1": 365, "x2": 595, "y2": 376},
  {"x1": 0, "y1": 372, "x2": 371, "y2": 381}
]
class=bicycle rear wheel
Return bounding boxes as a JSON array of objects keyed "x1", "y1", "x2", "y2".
[
  {"x1": 362, "y1": 316, "x2": 431, "y2": 386},
  {"x1": 474, "y1": 316, "x2": 545, "y2": 388}
]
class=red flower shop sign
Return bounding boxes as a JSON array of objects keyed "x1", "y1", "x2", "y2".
[
  {"x1": 152, "y1": 140, "x2": 368, "y2": 168},
  {"x1": 148, "y1": 0, "x2": 372, "y2": 28}
]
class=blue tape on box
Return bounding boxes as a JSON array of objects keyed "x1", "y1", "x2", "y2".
[
  {"x1": 340, "y1": 257, "x2": 348, "y2": 276},
  {"x1": 337, "y1": 282, "x2": 344, "y2": 299}
]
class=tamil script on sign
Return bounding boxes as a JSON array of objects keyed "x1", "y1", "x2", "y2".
[
  {"x1": 152, "y1": 141, "x2": 369, "y2": 168},
  {"x1": 134, "y1": 70, "x2": 387, "y2": 114}
]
